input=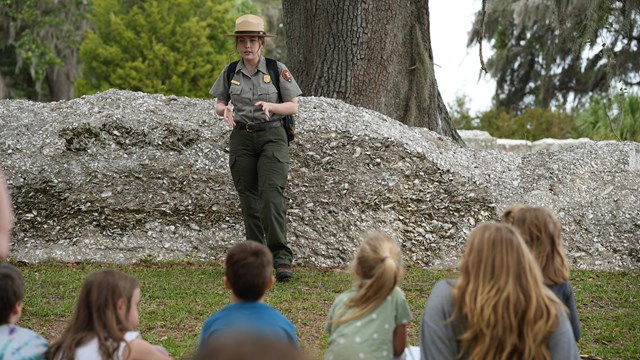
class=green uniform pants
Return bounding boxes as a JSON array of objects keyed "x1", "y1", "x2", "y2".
[{"x1": 229, "y1": 125, "x2": 293, "y2": 267}]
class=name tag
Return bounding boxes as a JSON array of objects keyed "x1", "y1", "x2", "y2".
[{"x1": 231, "y1": 80, "x2": 240, "y2": 85}]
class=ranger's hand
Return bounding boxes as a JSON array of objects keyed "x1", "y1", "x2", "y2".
[
  {"x1": 223, "y1": 104, "x2": 235, "y2": 126},
  {"x1": 255, "y1": 101, "x2": 274, "y2": 121}
]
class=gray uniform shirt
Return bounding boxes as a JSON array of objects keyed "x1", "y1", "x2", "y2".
[
  {"x1": 420, "y1": 280, "x2": 580, "y2": 360},
  {"x1": 209, "y1": 57, "x2": 302, "y2": 124}
]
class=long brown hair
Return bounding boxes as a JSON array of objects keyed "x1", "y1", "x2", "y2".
[
  {"x1": 501, "y1": 206, "x2": 570, "y2": 285},
  {"x1": 334, "y1": 233, "x2": 402, "y2": 326},
  {"x1": 48, "y1": 269, "x2": 140, "y2": 360},
  {"x1": 452, "y1": 223, "x2": 561, "y2": 360}
]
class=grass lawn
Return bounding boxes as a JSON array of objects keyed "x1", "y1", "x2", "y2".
[{"x1": 14, "y1": 262, "x2": 639, "y2": 359}]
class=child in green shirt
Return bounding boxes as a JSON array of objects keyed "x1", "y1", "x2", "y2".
[{"x1": 325, "y1": 234, "x2": 413, "y2": 360}]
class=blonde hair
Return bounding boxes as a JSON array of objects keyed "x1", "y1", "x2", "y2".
[
  {"x1": 334, "y1": 233, "x2": 402, "y2": 326},
  {"x1": 501, "y1": 206, "x2": 570, "y2": 285},
  {"x1": 452, "y1": 223, "x2": 562, "y2": 360}
]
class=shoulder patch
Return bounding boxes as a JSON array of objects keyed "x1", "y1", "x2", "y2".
[{"x1": 282, "y1": 69, "x2": 293, "y2": 82}]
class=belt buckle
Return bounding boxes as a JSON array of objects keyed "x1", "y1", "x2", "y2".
[{"x1": 246, "y1": 124, "x2": 255, "y2": 133}]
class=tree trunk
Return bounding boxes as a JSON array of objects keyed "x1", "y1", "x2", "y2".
[
  {"x1": 0, "y1": 74, "x2": 4, "y2": 100},
  {"x1": 282, "y1": 0, "x2": 462, "y2": 143},
  {"x1": 43, "y1": 1, "x2": 87, "y2": 102},
  {"x1": 46, "y1": 54, "x2": 76, "y2": 101}
]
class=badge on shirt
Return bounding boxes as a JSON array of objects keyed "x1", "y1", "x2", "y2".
[
  {"x1": 263, "y1": 75, "x2": 271, "y2": 83},
  {"x1": 282, "y1": 69, "x2": 293, "y2": 82},
  {"x1": 231, "y1": 80, "x2": 240, "y2": 85}
]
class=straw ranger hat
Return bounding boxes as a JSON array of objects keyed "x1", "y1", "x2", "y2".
[{"x1": 225, "y1": 14, "x2": 275, "y2": 37}]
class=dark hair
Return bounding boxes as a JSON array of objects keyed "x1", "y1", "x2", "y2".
[
  {"x1": 0, "y1": 263, "x2": 24, "y2": 324},
  {"x1": 194, "y1": 332, "x2": 304, "y2": 360},
  {"x1": 47, "y1": 269, "x2": 140, "y2": 360},
  {"x1": 225, "y1": 241, "x2": 273, "y2": 301}
]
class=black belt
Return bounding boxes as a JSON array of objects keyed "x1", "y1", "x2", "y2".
[{"x1": 235, "y1": 120, "x2": 283, "y2": 132}]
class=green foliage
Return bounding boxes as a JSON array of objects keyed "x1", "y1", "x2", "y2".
[
  {"x1": 232, "y1": 0, "x2": 258, "y2": 16},
  {"x1": 451, "y1": 91, "x2": 640, "y2": 142},
  {"x1": 76, "y1": 0, "x2": 253, "y2": 98},
  {"x1": 479, "y1": 107, "x2": 577, "y2": 141},
  {"x1": 470, "y1": 0, "x2": 640, "y2": 111},
  {"x1": 448, "y1": 95, "x2": 476, "y2": 130},
  {"x1": 0, "y1": 44, "x2": 37, "y2": 99},
  {"x1": 449, "y1": 95, "x2": 576, "y2": 141},
  {"x1": 0, "y1": 0, "x2": 87, "y2": 100},
  {"x1": 575, "y1": 93, "x2": 640, "y2": 142}
]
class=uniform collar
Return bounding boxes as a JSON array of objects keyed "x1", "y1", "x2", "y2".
[{"x1": 237, "y1": 57, "x2": 268, "y2": 74}]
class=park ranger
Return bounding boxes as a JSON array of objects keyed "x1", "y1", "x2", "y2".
[{"x1": 209, "y1": 14, "x2": 302, "y2": 281}]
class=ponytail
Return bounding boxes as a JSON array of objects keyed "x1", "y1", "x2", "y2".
[{"x1": 334, "y1": 234, "x2": 401, "y2": 326}]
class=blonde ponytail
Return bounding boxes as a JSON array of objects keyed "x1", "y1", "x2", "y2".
[{"x1": 334, "y1": 234, "x2": 401, "y2": 326}]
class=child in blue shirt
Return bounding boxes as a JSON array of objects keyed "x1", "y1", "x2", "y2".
[{"x1": 199, "y1": 241, "x2": 298, "y2": 348}]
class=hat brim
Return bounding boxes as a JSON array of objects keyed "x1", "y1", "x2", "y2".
[{"x1": 225, "y1": 32, "x2": 275, "y2": 38}]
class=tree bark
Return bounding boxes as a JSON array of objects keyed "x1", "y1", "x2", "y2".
[
  {"x1": 282, "y1": 0, "x2": 462, "y2": 143},
  {"x1": 46, "y1": 52, "x2": 77, "y2": 101},
  {"x1": 0, "y1": 74, "x2": 4, "y2": 100}
]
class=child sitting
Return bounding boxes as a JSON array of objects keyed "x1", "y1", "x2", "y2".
[
  {"x1": 420, "y1": 223, "x2": 579, "y2": 359},
  {"x1": 0, "y1": 263, "x2": 48, "y2": 359},
  {"x1": 324, "y1": 233, "x2": 412, "y2": 360},
  {"x1": 199, "y1": 241, "x2": 298, "y2": 347},
  {"x1": 47, "y1": 269, "x2": 172, "y2": 360},
  {"x1": 501, "y1": 206, "x2": 582, "y2": 342}
]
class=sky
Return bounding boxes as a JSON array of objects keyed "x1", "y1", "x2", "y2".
[{"x1": 430, "y1": 0, "x2": 496, "y2": 113}]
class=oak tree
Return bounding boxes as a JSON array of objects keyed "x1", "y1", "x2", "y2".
[
  {"x1": 470, "y1": 0, "x2": 640, "y2": 111},
  {"x1": 282, "y1": 0, "x2": 462, "y2": 143}
]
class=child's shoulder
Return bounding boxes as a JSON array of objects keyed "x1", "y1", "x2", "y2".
[
  {"x1": 337, "y1": 287, "x2": 358, "y2": 299},
  {"x1": 427, "y1": 279, "x2": 457, "y2": 301},
  {"x1": 327, "y1": 287, "x2": 356, "y2": 307},
  {"x1": 0, "y1": 324, "x2": 48, "y2": 358},
  {"x1": 390, "y1": 285, "x2": 416, "y2": 300},
  {"x1": 392, "y1": 286, "x2": 406, "y2": 296},
  {"x1": 548, "y1": 279, "x2": 576, "y2": 297},
  {"x1": 0, "y1": 324, "x2": 47, "y2": 341},
  {"x1": 208, "y1": 302, "x2": 288, "y2": 321},
  {"x1": 125, "y1": 335, "x2": 171, "y2": 360}
]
